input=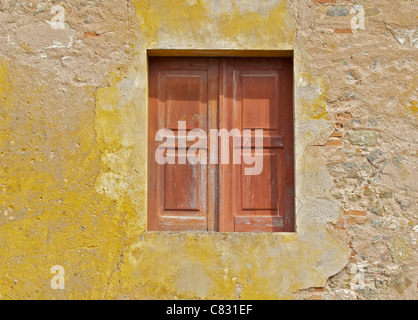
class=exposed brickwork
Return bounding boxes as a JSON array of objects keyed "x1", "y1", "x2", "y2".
[{"x1": 296, "y1": 0, "x2": 417, "y2": 300}]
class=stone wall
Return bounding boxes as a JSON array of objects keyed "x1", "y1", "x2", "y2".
[{"x1": 0, "y1": 0, "x2": 416, "y2": 299}]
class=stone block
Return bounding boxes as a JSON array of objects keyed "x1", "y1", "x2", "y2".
[{"x1": 348, "y1": 130, "x2": 379, "y2": 147}]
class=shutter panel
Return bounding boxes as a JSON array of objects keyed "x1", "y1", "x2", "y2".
[
  {"x1": 148, "y1": 58, "x2": 218, "y2": 231},
  {"x1": 219, "y1": 58, "x2": 295, "y2": 232}
]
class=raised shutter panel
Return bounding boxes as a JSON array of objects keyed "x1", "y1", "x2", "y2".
[
  {"x1": 220, "y1": 58, "x2": 295, "y2": 232},
  {"x1": 148, "y1": 58, "x2": 218, "y2": 231}
]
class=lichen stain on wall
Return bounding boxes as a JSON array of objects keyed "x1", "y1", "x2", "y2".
[
  {"x1": 134, "y1": 0, "x2": 295, "y2": 48},
  {"x1": 0, "y1": 58, "x2": 11, "y2": 156},
  {"x1": 104, "y1": 231, "x2": 348, "y2": 299},
  {"x1": 297, "y1": 73, "x2": 331, "y2": 122},
  {"x1": 94, "y1": 0, "x2": 349, "y2": 299},
  {"x1": 0, "y1": 58, "x2": 125, "y2": 299}
]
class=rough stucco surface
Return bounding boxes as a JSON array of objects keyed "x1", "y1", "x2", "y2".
[{"x1": 0, "y1": 0, "x2": 416, "y2": 300}]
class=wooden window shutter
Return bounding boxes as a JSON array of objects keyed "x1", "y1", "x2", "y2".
[
  {"x1": 148, "y1": 58, "x2": 219, "y2": 231},
  {"x1": 219, "y1": 58, "x2": 295, "y2": 232},
  {"x1": 148, "y1": 57, "x2": 294, "y2": 232}
]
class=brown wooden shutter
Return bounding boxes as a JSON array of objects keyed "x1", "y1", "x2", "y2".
[
  {"x1": 219, "y1": 58, "x2": 295, "y2": 232},
  {"x1": 148, "y1": 58, "x2": 218, "y2": 231},
  {"x1": 149, "y1": 57, "x2": 294, "y2": 233}
]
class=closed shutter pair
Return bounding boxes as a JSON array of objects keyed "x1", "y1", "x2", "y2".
[{"x1": 148, "y1": 57, "x2": 294, "y2": 232}]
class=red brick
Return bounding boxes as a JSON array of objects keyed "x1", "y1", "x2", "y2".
[
  {"x1": 307, "y1": 295, "x2": 323, "y2": 300},
  {"x1": 344, "y1": 210, "x2": 367, "y2": 216},
  {"x1": 330, "y1": 131, "x2": 343, "y2": 138},
  {"x1": 84, "y1": 32, "x2": 100, "y2": 38},
  {"x1": 326, "y1": 139, "x2": 343, "y2": 146},
  {"x1": 334, "y1": 28, "x2": 352, "y2": 34},
  {"x1": 346, "y1": 216, "x2": 367, "y2": 225},
  {"x1": 335, "y1": 112, "x2": 353, "y2": 122}
]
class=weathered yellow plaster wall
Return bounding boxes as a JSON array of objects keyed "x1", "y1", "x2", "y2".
[{"x1": 0, "y1": 0, "x2": 416, "y2": 300}]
